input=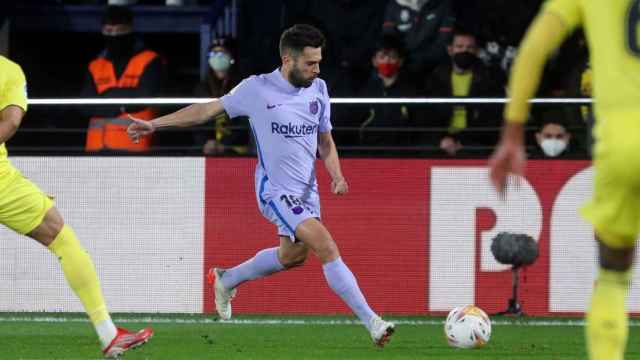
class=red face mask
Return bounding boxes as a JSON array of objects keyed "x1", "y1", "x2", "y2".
[{"x1": 377, "y1": 62, "x2": 400, "y2": 77}]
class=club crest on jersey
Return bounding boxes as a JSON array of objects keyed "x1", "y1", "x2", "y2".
[{"x1": 309, "y1": 100, "x2": 319, "y2": 115}]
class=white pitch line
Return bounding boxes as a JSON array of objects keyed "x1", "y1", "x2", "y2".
[{"x1": 0, "y1": 316, "x2": 639, "y2": 327}]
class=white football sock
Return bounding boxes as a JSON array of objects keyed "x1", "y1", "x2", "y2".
[{"x1": 96, "y1": 318, "x2": 118, "y2": 349}]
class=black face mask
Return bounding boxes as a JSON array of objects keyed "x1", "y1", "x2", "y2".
[
  {"x1": 104, "y1": 33, "x2": 135, "y2": 57},
  {"x1": 452, "y1": 52, "x2": 477, "y2": 70}
]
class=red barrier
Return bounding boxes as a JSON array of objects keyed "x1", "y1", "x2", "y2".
[{"x1": 203, "y1": 158, "x2": 592, "y2": 316}]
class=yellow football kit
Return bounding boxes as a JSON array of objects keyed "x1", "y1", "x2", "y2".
[
  {"x1": 0, "y1": 56, "x2": 115, "y2": 339},
  {"x1": 504, "y1": 2, "x2": 640, "y2": 359},
  {"x1": 0, "y1": 56, "x2": 53, "y2": 234},
  {"x1": 507, "y1": 0, "x2": 640, "y2": 248}
]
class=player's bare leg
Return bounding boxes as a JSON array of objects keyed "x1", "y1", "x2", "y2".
[
  {"x1": 295, "y1": 218, "x2": 395, "y2": 347},
  {"x1": 277, "y1": 235, "x2": 309, "y2": 268},
  {"x1": 28, "y1": 207, "x2": 152, "y2": 357},
  {"x1": 586, "y1": 234, "x2": 634, "y2": 360}
]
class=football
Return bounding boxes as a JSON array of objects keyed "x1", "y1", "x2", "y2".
[{"x1": 444, "y1": 305, "x2": 492, "y2": 349}]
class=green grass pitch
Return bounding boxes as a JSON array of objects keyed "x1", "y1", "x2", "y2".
[{"x1": 1, "y1": 314, "x2": 639, "y2": 360}]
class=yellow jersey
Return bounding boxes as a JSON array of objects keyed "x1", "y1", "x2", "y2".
[
  {"x1": 545, "y1": 0, "x2": 640, "y2": 119},
  {"x1": 0, "y1": 56, "x2": 28, "y2": 172},
  {"x1": 505, "y1": 0, "x2": 640, "y2": 122}
]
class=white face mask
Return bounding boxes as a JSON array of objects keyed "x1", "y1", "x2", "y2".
[
  {"x1": 208, "y1": 52, "x2": 233, "y2": 72},
  {"x1": 540, "y1": 138, "x2": 567, "y2": 157}
]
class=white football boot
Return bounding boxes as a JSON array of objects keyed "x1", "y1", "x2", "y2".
[
  {"x1": 369, "y1": 315, "x2": 395, "y2": 348},
  {"x1": 210, "y1": 268, "x2": 237, "y2": 320}
]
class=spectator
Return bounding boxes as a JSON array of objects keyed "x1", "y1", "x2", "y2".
[
  {"x1": 193, "y1": 38, "x2": 250, "y2": 156},
  {"x1": 531, "y1": 115, "x2": 582, "y2": 159},
  {"x1": 357, "y1": 35, "x2": 416, "y2": 149},
  {"x1": 422, "y1": 29, "x2": 505, "y2": 157},
  {"x1": 454, "y1": 0, "x2": 542, "y2": 74},
  {"x1": 81, "y1": 5, "x2": 166, "y2": 153},
  {"x1": 383, "y1": 0, "x2": 455, "y2": 80},
  {"x1": 287, "y1": 0, "x2": 388, "y2": 96}
]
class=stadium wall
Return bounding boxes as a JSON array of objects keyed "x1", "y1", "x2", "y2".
[{"x1": 2, "y1": 157, "x2": 639, "y2": 316}]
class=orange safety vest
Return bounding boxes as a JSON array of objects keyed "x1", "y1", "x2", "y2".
[{"x1": 86, "y1": 50, "x2": 158, "y2": 152}]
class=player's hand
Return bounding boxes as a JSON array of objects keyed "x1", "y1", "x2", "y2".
[
  {"x1": 488, "y1": 122, "x2": 526, "y2": 195},
  {"x1": 331, "y1": 177, "x2": 348, "y2": 196},
  {"x1": 127, "y1": 114, "x2": 155, "y2": 143}
]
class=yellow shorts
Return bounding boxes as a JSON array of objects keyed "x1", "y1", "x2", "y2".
[
  {"x1": 580, "y1": 111, "x2": 640, "y2": 248},
  {"x1": 0, "y1": 164, "x2": 54, "y2": 235}
]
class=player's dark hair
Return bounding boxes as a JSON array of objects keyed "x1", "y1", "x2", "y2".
[
  {"x1": 279, "y1": 24, "x2": 326, "y2": 57},
  {"x1": 102, "y1": 5, "x2": 133, "y2": 26}
]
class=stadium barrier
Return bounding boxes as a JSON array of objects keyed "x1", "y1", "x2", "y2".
[
  {"x1": 17, "y1": 97, "x2": 592, "y2": 155},
  {"x1": 4, "y1": 156, "x2": 637, "y2": 316}
]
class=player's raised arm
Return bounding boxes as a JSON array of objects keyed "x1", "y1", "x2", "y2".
[
  {"x1": 489, "y1": 10, "x2": 573, "y2": 193},
  {"x1": 127, "y1": 99, "x2": 224, "y2": 142},
  {"x1": 318, "y1": 131, "x2": 348, "y2": 195}
]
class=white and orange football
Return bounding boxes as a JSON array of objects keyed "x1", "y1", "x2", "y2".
[{"x1": 444, "y1": 305, "x2": 492, "y2": 349}]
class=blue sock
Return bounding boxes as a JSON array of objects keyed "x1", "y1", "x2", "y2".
[
  {"x1": 323, "y1": 257, "x2": 376, "y2": 330},
  {"x1": 221, "y1": 247, "x2": 285, "y2": 289}
]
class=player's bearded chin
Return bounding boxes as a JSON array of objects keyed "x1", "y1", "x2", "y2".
[{"x1": 289, "y1": 63, "x2": 315, "y2": 88}]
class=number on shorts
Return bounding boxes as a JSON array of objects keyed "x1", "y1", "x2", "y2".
[
  {"x1": 279, "y1": 194, "x2": 301, "y2": 208},
  {"x1": 626, "y1": 0, "x2": 640, "y2": 57},
  {"x1": 280, "y1": 194, "x2": 292, "y2": 208}
]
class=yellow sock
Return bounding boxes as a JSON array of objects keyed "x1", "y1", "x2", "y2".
[
  {"x1": 586, "y1": 268, "x2": 630, "y2": 360},
  {"x1": 48, "y1": 225, "x2": 110, "y2": 325}
]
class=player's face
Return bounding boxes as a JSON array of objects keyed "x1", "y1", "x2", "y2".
[{"x1": 289, "y1": 47, "x2": 322, "y2": 88}]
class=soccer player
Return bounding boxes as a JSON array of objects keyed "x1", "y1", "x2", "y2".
[
  {"x1": 127, "y1": 24, "x2": 395, "y2": 347},
  {"x1": 0, "y1": 55, "x2": 153, "y2": 358},
  {"x1": 489, "y1": 1, "x2": 640, "y2": 359}
]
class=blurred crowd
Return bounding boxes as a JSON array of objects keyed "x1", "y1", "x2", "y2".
[{"x1": 7, "y1": 0, "x2": 593, "y2": 158}]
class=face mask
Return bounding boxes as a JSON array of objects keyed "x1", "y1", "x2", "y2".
[
  {"x1": 208, "y1": 52, "x2": 233, "y2": 72},
  {"x1": 104, "y1": 33, "x2": 134, "y2": 57},
  {"x1": 452, "y1": 52, "x2": 477, "y2": 70},
  {"x1": 377, "y1": 62, "x2": 400, "y2": 77},
  {"x1": 540, "y1": 138, "x2": 568, "y2": 157}
]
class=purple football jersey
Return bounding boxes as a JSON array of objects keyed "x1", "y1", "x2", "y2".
[{"x1": 220, "y1": 68, "x2": 332, "y2": 204}]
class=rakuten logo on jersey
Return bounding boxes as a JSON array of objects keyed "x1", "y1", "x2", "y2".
[{"x1": 271, "y1": 122, "x2": 318, "y2": 138}]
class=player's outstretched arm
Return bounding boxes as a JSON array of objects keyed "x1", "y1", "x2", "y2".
[
  {"x1": 490, "y1": 11, "x2": 570, "y2": 194},
  {"x1": 127, "y1": 99, "x2": 224, "y2": 142},
  {"x1": 318, "y1": 131, "x2": 348, "y2": 195},
  {"x1": 0, "y1": 105, "x2": 25, "y2": 144}
]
